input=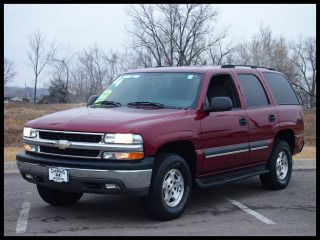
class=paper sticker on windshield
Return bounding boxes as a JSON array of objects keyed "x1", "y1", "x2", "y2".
[
  {"x1": 96, "y1": 90, "x2": 112, "y2": 102},
  {"x1": 187, "y1": 75, "x2": 194, "y2": 79}
]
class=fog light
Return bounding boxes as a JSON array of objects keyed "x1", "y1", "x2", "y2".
[
  {"x1": 24, "y1": 173, "x2": 33, "y2": 180},
  {"x1": 105, "y1": 184, "x2": 120, "y2": 190}
]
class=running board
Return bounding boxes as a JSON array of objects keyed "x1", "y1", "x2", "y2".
[{"x1": 195, "y1": 164, "x2": 269, "y2": 189}]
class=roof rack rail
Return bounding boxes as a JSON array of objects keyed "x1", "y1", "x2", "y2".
[{"x1": 221, "y1": 64, "x2": 277, "y2": 71}]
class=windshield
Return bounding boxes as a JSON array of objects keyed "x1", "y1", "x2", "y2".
[{"x1": 93, "y1": 72, "x2": 204, "y2": 109}]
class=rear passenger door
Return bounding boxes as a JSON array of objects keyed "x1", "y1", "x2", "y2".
[{"x1": 236, "y1": 72, "x2": 277, "y2": 165}]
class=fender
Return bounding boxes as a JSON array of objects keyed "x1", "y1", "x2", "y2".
[{"x1": 146, "y1": 130, "x2": 200, "y2": 156}]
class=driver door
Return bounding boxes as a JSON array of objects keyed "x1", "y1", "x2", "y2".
[{"x1": 200, "y1": 73, "x2": 249, "y2": 175}]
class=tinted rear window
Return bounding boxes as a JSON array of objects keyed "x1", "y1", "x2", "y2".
[
  {"x1": 263, "y1": 72, "x2": 299, "y2": 105},
  {"x1": 237, "y1": 74, "x2": 270, "y2": 108}
]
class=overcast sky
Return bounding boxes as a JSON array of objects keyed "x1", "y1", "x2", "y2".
[{"x1": 4, "y1": 4, "x2": 316, "y2": 88}]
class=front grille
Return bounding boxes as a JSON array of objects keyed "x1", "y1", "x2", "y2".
[
  {"x1": 39, "y1": 131, "x2": 102, "y2": 143},
  {"x1": 40, "y1": 146, "x2": 100, "y2": 158}
]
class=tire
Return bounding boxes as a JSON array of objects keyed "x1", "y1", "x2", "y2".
[
  {"x1": 141, "y1": 153, "x2": 192, "y2": 220},
  {"x1": 37, "y1": 185, "x2": 83, "y2": 206},
  {"x1": 260, "y1": 140, "x2": 292, "y2": 190}
]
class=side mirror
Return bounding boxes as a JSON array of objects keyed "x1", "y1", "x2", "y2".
[
  {"x1": 204, "y1": 97, "x2": 233, "y2": 112},
  {"x1": 87, "y1": 95, "x2": 99, "y2": 106}
]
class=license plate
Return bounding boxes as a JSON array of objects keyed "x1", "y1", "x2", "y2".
[{"x1": 48, "y1": 167, "x2": 69, "y2": 183}]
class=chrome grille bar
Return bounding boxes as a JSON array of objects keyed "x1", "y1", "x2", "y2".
[{"x1": 24, "y1": 137, "x2": 144, "y2": 152}]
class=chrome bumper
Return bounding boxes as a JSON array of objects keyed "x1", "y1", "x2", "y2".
[{"x1": 17, "y1": 160, "x2": 152, "y2": 192}]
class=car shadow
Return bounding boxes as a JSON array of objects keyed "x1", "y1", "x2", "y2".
[{"x1": 30, "y1": 176, "x2": 274, "y2": 226}]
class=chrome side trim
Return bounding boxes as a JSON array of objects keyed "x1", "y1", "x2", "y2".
[
  {"x1": 249, "y1": 139, "x2": 272, "y2": 149},
  {"x1": 17, "y1": 161, "x2": 152, "y2": 189},
  {"x1": 250, "y1": 146, "x2": 268, "y2": 151},
  {"x1": 23, "y1": 137, "x2": 143, "y2": 152},
  {"x1": 206, "y1": 149, "x2": 249, "y2": 158},
  {"x1": 204, "y1": 139, "x2": 272, "y2": 159}
]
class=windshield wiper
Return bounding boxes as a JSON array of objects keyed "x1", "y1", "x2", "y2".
[
  {"x1": 127, "y1": 101, "x2": 165, "y2": 109},
  {"x1": 94, "y1": 100, "x2": 122, "y2": 107}
]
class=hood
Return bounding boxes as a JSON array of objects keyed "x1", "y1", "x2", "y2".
[{"x1": 26, "y1": 106, "x2": 187, "y2": 133}]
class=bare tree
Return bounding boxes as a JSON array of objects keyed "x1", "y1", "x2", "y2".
[
  {"x1": 288, "y1": 37, "x2": 316, "y2": 108},
  {"x1": 47, "y1": 52, "x2": 73, "y2": 102},
  {"x1": 105, "y1": 51, "x2": 122, "y2": 84},
  {"x1": 50, "y1": 58, "x2": 70, "y2": 89},
  {"x1": 128, "y1": 4, "x2": 223, "y2": 66},
  {"x1": 125, "y1": 47, "x2": 154, "y2": 68},
  {"x1": 207, "y1": 40, "x2": 235, "y2": 65},
  {"x1": 69, "y1": 45, "x2": 109, "y2": 101},
  {"x1": 234, "y1": 25, "x2": 284, "y2": 67},
  {"x1": 4, "y1": 57, "x2": 16, "y2": 85},
  {"x1": 28, "y1": 31, "x2": 56, "y2": 104},
  {"x1": 39, "y1": 63, "x2": 68, "y2": 104},
  {"x1": 69, "y1": 68, "x2": 87, "y2": 102},
  {"x1": 234, "y1": 25, "x2": 298, "y2": 80}
]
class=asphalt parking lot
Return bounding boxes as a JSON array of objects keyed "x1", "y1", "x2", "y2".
[{"x1": 4, "y1": 169, "x2": 316, "y2": 236}]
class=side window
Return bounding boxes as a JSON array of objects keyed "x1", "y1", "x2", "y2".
[
  {"x1": 263, "y1": 72, "x2": 300, "y2": 105},
  {"x1": 237, "y1": 74, "x2": 270, "y2": 108},
  {"x1": 205, "y1": 74, "x2": 241, "y2": 109}
]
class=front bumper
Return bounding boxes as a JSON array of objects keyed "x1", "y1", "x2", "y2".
[{"x1": 16, "y1": 151, "x2": 154, "y2": 196}]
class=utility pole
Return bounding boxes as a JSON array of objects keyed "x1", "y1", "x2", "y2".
[{"x1": 24, "y1": 82, "x2": 27, "y2": 99}]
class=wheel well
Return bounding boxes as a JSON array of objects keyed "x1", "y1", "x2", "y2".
[
  {"x1": 275, "y1": 129, "x2": 295, "y2": 153},
  {"x1": 156, "y1": 141, "x2": 197, "y2": 176}
]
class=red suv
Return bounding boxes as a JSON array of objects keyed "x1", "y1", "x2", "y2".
[{"x1": 17, "y1": 65, "x2": 304, "y2": 220}]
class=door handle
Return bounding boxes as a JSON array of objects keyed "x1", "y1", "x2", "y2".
[
  {"x1": 269, "y1": 114, "x2": 277, "y2": 122},
  {"x1": 239, "y1": 118, "x2": 247, "y2": 126}
]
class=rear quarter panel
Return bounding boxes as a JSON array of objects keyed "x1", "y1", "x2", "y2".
[{"x1": 275, "y1": 105, "x2": 304, "y2": 154}]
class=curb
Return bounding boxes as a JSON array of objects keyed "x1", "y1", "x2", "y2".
[{"x1": 4, "y1": 159, "x2": 316, "y2": 174}]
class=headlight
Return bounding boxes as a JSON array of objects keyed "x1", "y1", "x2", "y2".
[
  {"x1": 103, "y1": 133, "x2": 143, "y2": 144},
  {"x1": 23, "y1": 127, "x2": 37, "y2": 138}
]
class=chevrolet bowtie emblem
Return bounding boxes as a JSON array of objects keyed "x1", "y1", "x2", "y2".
[{"x1": 55, "y1": 140, "x2": 71, "y2": 149}]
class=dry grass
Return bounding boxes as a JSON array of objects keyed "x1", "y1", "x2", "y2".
[
  {"x1": 293, "y1": 146, "x2": 316, "y2": 159},
  {"x1": 4, "y1": 147, "x2": 23, "y2": 162},
  {"x1": 303, "y1": 109, "x2": 316, "y2": 146}
]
